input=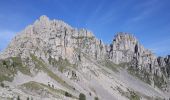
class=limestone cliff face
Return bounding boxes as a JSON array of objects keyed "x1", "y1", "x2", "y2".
[
  {"x1": 0, "y1": 15, "x2": 170, "y2": 90},
  {"x1": 1, "y1": 15, "x2": 106, "y2": 64},
  {"x1": 108, "y1": 33, "x2": 170, "y2": 89},
  {"x1": 108, "y1": 33, "x2": 158, "y2": 76},
  {"x1": 108, "y1": 33, "x2": 154, "y2": 65},
  {"x1": 157, "y1": 56, "x2": 170, "y2": 77},
  {"x1": 108, "y1": 33, "x2": 138, "y2": 64}
]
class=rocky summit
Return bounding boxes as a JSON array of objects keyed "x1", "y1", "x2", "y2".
[{"x1": 0, "y1": 15, "x2": 170, "y2": 100}]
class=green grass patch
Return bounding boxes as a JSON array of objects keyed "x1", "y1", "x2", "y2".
[
  {"x1": 0, "y1": 75, "x2": 12, "y2": 82},
  {"x1": 0, "y1": 56, "x2": 31, "y2": 82},
  {"x1": 21, "y1": 81, "x2": 77, "y2": 99},
  {"x1": 11, "y1": 57, "x2": 31, "y2": 75},
  {"x1": 118, "y1": 62, "x2": 129, "y2": 68},
  {"x1": 22, "y1": 81, "x2": 43, "y2": 90},
  {"x1": 30, "y1": 54, "x2": 76, "y2": 91},
  {"x1": 100, "y1": 60, "x2": 119, "y2": 72},
  {"x1": 48, "y1": 56, "x2": 76, "y2": 72}
]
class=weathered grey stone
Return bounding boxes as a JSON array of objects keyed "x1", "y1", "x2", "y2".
[{"x1": 0, "y1": 15, "x2": 170, "y2": 97}]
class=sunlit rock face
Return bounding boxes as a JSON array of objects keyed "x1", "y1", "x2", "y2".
[
  {"x1": 107, "y1": 32, "x2": 170, "y2": 89},
  {"x1": 0, "y1": 15, "x2": 107, "y2": 63},
  {"x1": 0, "y1": 15, "x2": 170, "y2": 100},
  {"x1": 1, "y1": 16, "x2": 169, "y2": 81}
]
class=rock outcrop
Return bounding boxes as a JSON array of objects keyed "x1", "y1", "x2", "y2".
[
  {"x1": 1, "y1": 15, "x2": 106, "y2": 64},
  {"x1": 0, "y1": 15, "x2": 170, "y2": 100},
  {"x1": 1, "y1": 16, "x2": 170, "y2": 88},
  {"x1": 108, "y1": 33, "x2": 170, "y2": 89}
]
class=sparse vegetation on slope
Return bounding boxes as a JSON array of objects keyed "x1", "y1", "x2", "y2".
[
  {"x1": 128, "y1": 65, "x2": 167, "y2": 90},
  {"x1": 153, "y1": 74, "x2": 166, "y2": 89},
  {"x1": 127, "y1": 66, "x2": 151, "y2": 85},
  {"x1": 0, "y1": 56, "x2": 31, "y2": 82},
  {"x1": 11, "y1": 57, "x2": 31, "y2": 75},
  {"x1": 0, "y1": 15, "x2": 169, "y2": 100},
  {"x1": 48, "y1": 56, "x2": 76, "y2": 72},
  {"x1": 100, "y1": 60, "x2": 119, "y2": 72},
  {"x1": 116, "y1": 87, "x2": 140, "y2": 100},
  {"x1": 30, "y1": 54, "x2": 76, "y2": 91},
  {"x1": 21, "y1": 81, "x2": 76, "y2": 99}
]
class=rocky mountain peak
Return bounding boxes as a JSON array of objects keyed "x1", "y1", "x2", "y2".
[
  {"x1": 0, "y1": 15, "x2": 170, "y2": 100},
  {"x1": 0, "y1": 16, "x2": 104, "y2": 63},
  {"x1": 108, "y1": 32, "x2": 141, "y2": 64},
  {"x1": 112, "y1": 32, "x2": 138, "y2": 51},
  {"x1": 0, "y1": 15, "x2": 169, "y2": 79},
  {"x1": 114, "y1": 32, "x2": 137, "y2": 42},
  {"x1": 39, "y1": 15, "x2": 50, "y2": 22}
]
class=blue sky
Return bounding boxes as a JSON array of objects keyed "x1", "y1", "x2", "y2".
[{"x1": 0, "y1": 0, "x2": 170, "y2": 56}]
